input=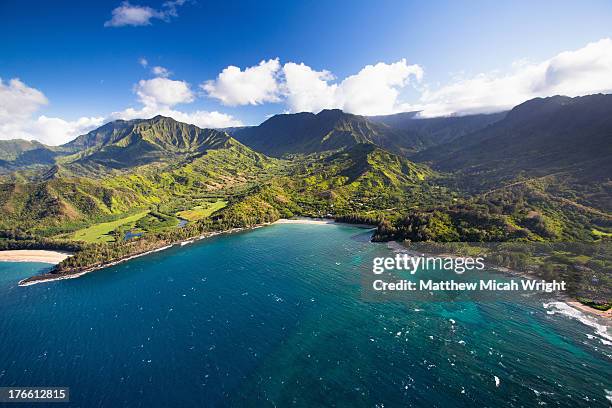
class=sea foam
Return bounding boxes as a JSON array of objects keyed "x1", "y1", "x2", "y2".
[{"x1": 542, "y1": 302, "x2": 611, "y2": 345}]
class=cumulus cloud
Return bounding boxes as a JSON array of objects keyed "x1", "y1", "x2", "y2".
[
  {"x1": 202, "y1": 58, "x2": 423, "y2": 115},
  {"x1": 0, "y1": 78, "x2": 103, "y2": 145},
  {"x1": 283, "y1": 59, "x2": 423, "y2": 115},
  {"x1": 26, "y1": 116, "x2": 105, "y2": 145},
  {"x1": 202, "y1": 39, "x2": 612, "y2": 117},
  {"x1": 282, "y1": 63, "x2": 337, "y2": 113},
  {"x1": 139, "y1": 57, "x2": 148, "y2": 67},
  {"x1": 134, "y1": 77, "x2": 194, "y2": 107},
  {"x1": 0, "y1": 76, "x2": 240, "y2": 145},
  {"x1": 104, "y1": 0, "x2": 186, "y2": 27},
  {"x1": 0, "y1": 78, "x2": 48, "y2": 121},
  {"x1": 414, "y1": 38, "x2": 612, "y2": 117},
  {"x1": 202, "y1": 59, "x2": 283, "y2": 106},
  {"x1": 113, "y1": 77, "x2": 242, "y2": 128}
]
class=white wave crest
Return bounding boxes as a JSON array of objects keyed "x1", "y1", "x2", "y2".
[{"x1": 542, "y1": 302, "x2": 611, "y2": 345}]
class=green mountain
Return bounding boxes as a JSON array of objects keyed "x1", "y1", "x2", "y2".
[
  {"x1": 61, "y1": 115, "x2": 236, "y2": 172},
  {"x1": 231, "y1": 109, "x2": 418, "y2": 157},
  {"x1": 0, "y1": 116, "x2": 280, "y2": 232},
  {"x1": 0, "y1": 139, "x2": 63, "y2": 172},
  {"x1": 415, "y1": 94, "x2": 612, "y2": 185},
  {"x1": 368, "y1": 111, "x2": 505, "y2": 149},
  {"x1": 2, "y1": 97, "x2": 609, "y2": 307},
  {"x1": 3, "y1": 96, "x2": 610, "y2": 238},
  {"x1": 276, "y1": 143, "x2": 444, "y2": 216},
  {"x1": 230, "y1": 109, "x2": 504, "y2": 158}
]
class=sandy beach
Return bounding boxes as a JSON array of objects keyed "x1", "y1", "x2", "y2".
[
  {"x1": 0, "y1": 250, "x2": 72, "y2": 264},
  {"x1": 274, "y1": 218, "x2": 336, "y2": 225},
  {"x1": 274, "y1": 218, "x2": 376, "y2": 228},
  {"x1": 566, "y1": 300, "x2": 612, "y2": 319}
]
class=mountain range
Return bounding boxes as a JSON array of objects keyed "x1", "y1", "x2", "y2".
[{"x1": 0, "y1": 94, "x2": 610, "y2": 247}]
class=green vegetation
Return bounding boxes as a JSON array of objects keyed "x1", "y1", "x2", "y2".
[
  {"x1": 176, "y1": 200, "x2": 228, "y2": 221},
  {"x1": 71, "y1": 211, "x2": 149, "y2": 243},
  {"x1": 2, "y1": 102, "x2": 610, "y2": 307},
  {"x1": 576, "y1": 298, "x2": 611, "y2": 311}
]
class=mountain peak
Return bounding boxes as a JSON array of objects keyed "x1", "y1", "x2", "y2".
[{"x1": 317, "y1": 108, "x2": 345, "y2": 116}]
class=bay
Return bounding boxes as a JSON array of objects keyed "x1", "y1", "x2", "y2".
[{"x1": 0, "y1": 223, "x2": 610, "y2": 407}]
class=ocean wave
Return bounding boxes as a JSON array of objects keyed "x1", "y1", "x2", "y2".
[{"x1": 542, "y1": 302, "x2": 611, "y2": 345}]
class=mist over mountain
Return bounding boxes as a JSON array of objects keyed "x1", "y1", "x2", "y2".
[
  {"x1": 415, "y1": 94, "x2": 612, "y2": 182},
  {"x1": 368, "y1": 111, "x2": 506, "y2": 148}
]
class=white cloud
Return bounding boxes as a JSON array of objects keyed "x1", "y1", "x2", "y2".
[
  {"x1": 114, "y1": 76, "x2": 242, "y2": 128},
  {"x1": 151, "y1": 66, "x2": 171, "y2": 77},
  {"x1": 114, "y1": 106, "x2": 242, "y2": 128},
  {"x1": 27, "y1": 116, "x2": 105, "y2": 145},
  {"x1": 282, "y1": 63, "x2": 337, "y2": 113},
  {"x1": 139, "y1": 57, "x2": 148, "y2": 67},
  {"x1": 201, "y1": 39, "x2": 612, "y2": 117},
  {"x1": 104, "y1": 0, "x2": 186, "y2": 27},
  {"x1": 134, "y1": 77, "x2": 194, "y2": 107},
  {"x1": 415, "y1": 38, "x2": 612, "y2": 117},
  {"x1": 202, "y1": 59, "x2": 282, "y2": 106},
  {"x1": 283, "y1": 59, "x2": 423, "y2": 115},
  {"x1": 0, "y1": 78, "x2": 103, "y2": 145},
  {"x1": 203, "y1": 58, "x2": 423, "y2": 115},
  {"x1": 338, "y1": 60, "x2": 423, "y2": 115},
  {"x1": 0, "y1": 78, "x2": 48, "y2": 122}
]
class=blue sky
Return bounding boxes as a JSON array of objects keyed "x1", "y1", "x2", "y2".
[{"x1": 1, "y1": 0, "x2": 612, "y2": 144}]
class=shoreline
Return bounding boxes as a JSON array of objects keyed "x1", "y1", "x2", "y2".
[
  {"x1": 565, "y1": 300, "x2": 612, "y2": 319},
  {"x1": 16, "y1": 221, "x2": 606, "y2": 323},
  {"x1": 273, "y1": 217, "x2": 376, "y2": 229},
  {"x1": 17, "y1": 217, "x2": 374, "y2": 286},
  {"x1": 0, "y1": 250, "x2": 72, "y2": 264},
  {"x1": 386, "y1": 241, "x2": 611, "y2": 321},
  {"x1": 17, "y1": 226, "x2": 254, "y2": 287}
]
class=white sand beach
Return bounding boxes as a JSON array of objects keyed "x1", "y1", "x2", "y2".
[
  {"x1": 0, "y1": 250, "x2": 72, "y2": 264},
  {"x1": 566, "y1": 300, "x2": 612, "y2": 319},
  {"x1": 273, "y1": 218, "x2": 336, "y2": 225}
]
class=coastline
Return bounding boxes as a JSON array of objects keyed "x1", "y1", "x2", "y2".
[
  {"x1": 17, "y1": 218, "x2": 374, "y2": 286},
  {"x1": 273, "y1": 217, "x2": 376, "y2": 229},
  {"x1": 0, "y1": 250, "x2": 72, "y2": 264},
  {"x1": 17, "y1": 226, "x2": 253, "y2": 287},
  {"x1": 565, "y1": 300, "x2": 612, "y2": 319},
  {"x1": 15, "y1": 220, "x2": 607, "y2": 323},
  {"x1": 386, "y1": 241, "x2": 611, "y2": 321}
]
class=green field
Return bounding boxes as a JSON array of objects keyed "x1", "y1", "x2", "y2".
[
  {"x1": 71, "y1": 211, "x2": 150, "y2": 243},
  {"x1": 176, "y1": 200, "x2": 228, "y2": 221}
]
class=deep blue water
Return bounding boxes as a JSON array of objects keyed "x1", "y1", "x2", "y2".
[{"x1": 0, "y1": 224, "x2": 610, "y2": 407}]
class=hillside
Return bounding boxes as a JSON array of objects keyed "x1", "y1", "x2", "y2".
[
  {"x1": 60, "y1": 115, "x2": 236, "y2": 172},
  {"x1": 231, "y1": 109, "x2": 419, "y2": 157},
  {"x1": 230, "y1": 109, "x2": 505, "y2": 158},
  {"x1": 0, "y1": 139, "x2": 64, "y2": 172},
  {"x1": 368, "y1": 111, "x2": 505, "y2": 148},
  {"x1": 275, "y1": 143, "x2": 447, "y2": 216},
  {"x1": 415, "y1": 94, "x2": 612, "y2": 186},
  {"x1": 0, "y1": 117, "x2": 281, "y2": 235},
  {"x1": 0, "y1": 96, "x2": 610, "y2": 272}
]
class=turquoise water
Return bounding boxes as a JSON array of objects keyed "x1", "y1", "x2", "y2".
[{"x1": 0, "y1": 224, "x2": 610, "y2": 407}]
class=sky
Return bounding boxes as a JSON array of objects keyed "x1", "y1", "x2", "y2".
[{"x1": 1, "y1": 0, "x2": 612, "y2": 145}]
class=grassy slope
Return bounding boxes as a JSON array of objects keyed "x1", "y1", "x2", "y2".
[
  {"x1": 71, "y1": 211, "x2": 150, "y2": 243},
  {"x1": 177, "y1": 200, "x2": 228, "y2": 221}
]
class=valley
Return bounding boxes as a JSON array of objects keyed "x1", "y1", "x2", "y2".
[{"x1": 0, "y1": 94, "x2": 610, "y2": 308}]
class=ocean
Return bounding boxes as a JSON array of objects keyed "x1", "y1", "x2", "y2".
[{"x1": 0, "y1": 223, "x2": 610, "y2": 407}]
